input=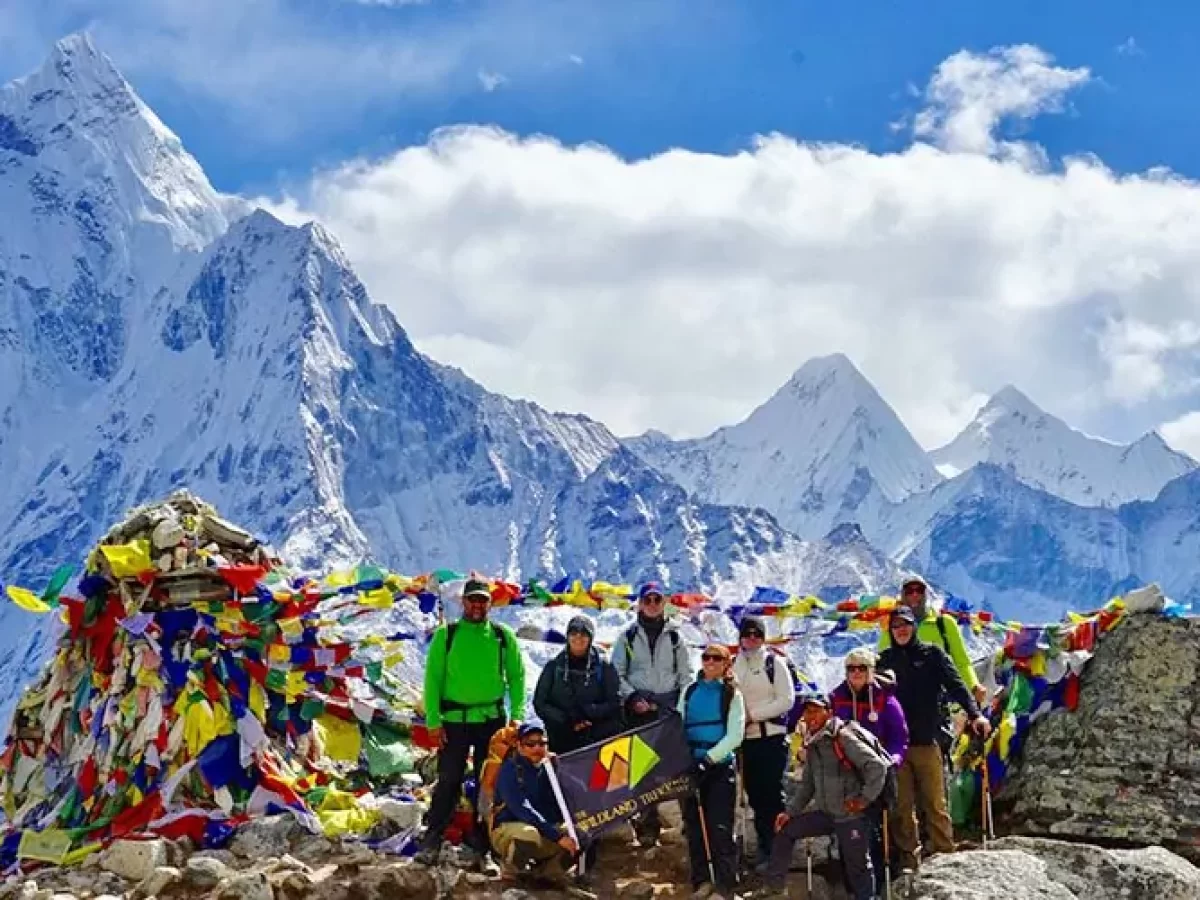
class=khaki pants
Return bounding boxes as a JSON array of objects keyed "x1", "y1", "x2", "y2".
[
  {"x1": 889, "y1": 744, "x2": 954, "y2": 868},
  {"x1": 491, "y1": 823, "x2": 570, "y2": 881}
]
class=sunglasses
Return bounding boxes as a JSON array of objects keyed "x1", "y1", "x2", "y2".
[
  {"x1": 567, "y1": 629, "x2": 590, "y2": 637},
  {"x1": 741, "y1": 631, "x2": 765, "y2": 640},
  {"x1": 463, "y1": 595, "x2": 490, "y2": 603},
  {"x1": 521, "y1": 739, "x2": 548, "y2": 748},
  {"x1": 701, "y1": 653, "x2": 726, "y2": 662},
  {"x1": 902, "y1": 586, "x2": 926, "y2": 595},
  {"x1": 641, "y1": 595, "x2": 665, "y2": 605},
  {"x1": 845, "y1": 664, "x2": 870, "y2": 673}
]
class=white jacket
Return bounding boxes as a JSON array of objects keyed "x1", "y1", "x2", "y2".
[{"x1": 733, "y1": 648, "x2": 795, "y2": 740}]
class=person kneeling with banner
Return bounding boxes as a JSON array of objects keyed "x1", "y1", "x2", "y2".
[
  {"x1": 490, "y1": 720, "x2": 581, "y2": 889},
  {"x1": 759, "y1": 696, "x2": 888, "y2": 900},
  {"x1": 679, "y1": 643, "x2": 746, "y2": 900}
]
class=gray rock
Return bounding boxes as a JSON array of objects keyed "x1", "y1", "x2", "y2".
[
  {"x1": 214, "y1": 872, "x2": 274, "y2": 900},
  {"x1": 133, "y1": 865, "x2": 182, "y2": 899},
  {"x1": 99, "y1": 839, "x2": 170, "y2": 882},
  {"x1": 500, "y1": 890, "x2": 533, "y2": 900},
  {"x1": 909, "y1": 839, "x2": 1200, "y2": 899},
  {"x1": 348, "y1": 864, "x2": 437, "y2": 900},
  {"x1": 289, "y1": 836, "x2": 334, "y2": 864},
  {"x1": 184, "y1": 855, "x2": 231, "y2": 889},
  {"x1": 191, "y1": 848, "x2": 238, "y2": 867},
  {"x1": 1000, "y1": 615, "x2": 1200, "y2": 863},
  {"x1": 229, "y1": 816, "x2": 304, "y2": 860},
  {"x1": 614, "y1": 878, "x2": 655, "y2": 900}
]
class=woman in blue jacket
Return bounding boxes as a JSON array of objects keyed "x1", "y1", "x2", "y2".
[{"x1": 678, "y1": 643, "x2": 746, "y2": 900}]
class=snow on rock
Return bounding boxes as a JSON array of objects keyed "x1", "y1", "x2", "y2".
[
  {"x1": 931, "y1": 385, "x2": 1196, "y2": 508},
  {"x1": 626, "y1": 353, "x2": 943, "y2": 540}
]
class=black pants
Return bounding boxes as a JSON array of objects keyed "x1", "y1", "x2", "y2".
[
  {"x1": 683, "y1": 760, "x2": 738, "y2": 893},
  {"x1": 769, "y1": 810, "x2": 873, "y2": 900},
  {"x1": 841, "y1": 803, "x2": 887, "y2": 896},
  {"x1": 741, "y1": 734, "x2": 788, "y2": 858},
  {"x1": 626, "y1": 707, "x2": 664, "y2": 840},
  {"x1": 423, "y1": 717, "x2": 504, "y2": 850}
]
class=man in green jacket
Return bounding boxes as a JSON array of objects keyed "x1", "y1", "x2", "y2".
[
  {"x1": 416, "y1": 578, "x2": 527, "y2": 867},
  {"x1": 877, "y1": 577, "x2": 986, "y2": 706}
]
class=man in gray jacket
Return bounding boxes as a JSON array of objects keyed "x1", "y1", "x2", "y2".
[
  {"x1": 758, "y1": 696, "x2": 886, "y2": 900},
  {"x1": 609, "y1": 581, "x2": 692, "y2": 845}
]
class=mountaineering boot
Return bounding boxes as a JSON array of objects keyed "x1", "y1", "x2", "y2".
[
  {"x1": 477, "y1": 852, "x2": 501, "y2": 877},
  {"x1": 504, "y1": 838, "x2": 541, "y2": 875},
  {"x1": 413, "y1": 839, "x2": 441, "y2": 867},
  {"x1": 691, "y1": 884, "x2": 715, "y2": 899}
]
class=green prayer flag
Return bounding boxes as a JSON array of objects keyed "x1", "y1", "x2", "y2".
[
  {"x1": 41, "y1": 565, "x2": 74, "y2": 608},
  {"x1": 364, "y1": 722, "x2": 416, "y2": 777}
]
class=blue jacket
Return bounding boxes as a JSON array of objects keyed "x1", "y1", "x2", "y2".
[{"x1": 493, "y1": 753, "x2": 564, "y2": 842}]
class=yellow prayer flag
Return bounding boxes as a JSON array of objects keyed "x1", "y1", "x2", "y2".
[
  {"x1": 359, "y1": 588, "x2": 394, "y2": 609},
  {"x1": 268, "y1": 644, "x2": 291, "y2": 664},
  {"x1": 325, "y1": 569, "x2": 356, "y2": 588},
  {"x1": 99, "y1": 541, "x2": 153, "y2": 578},
  {"x1": 6, "y1": 585, "x2": 50, "y2": 613},
  {"x1": 18, "y1": 828, "x2": 73, "y2": 863},
  {"x1": 314, "y1": 714, "x2": 362, "y2": 763}
]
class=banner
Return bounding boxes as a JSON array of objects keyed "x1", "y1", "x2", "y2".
[{"x1": 551, "y1": 713, "x2": 693, "y2": 840}]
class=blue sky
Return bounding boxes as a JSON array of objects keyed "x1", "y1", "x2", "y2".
[
  {"x1": 8, "y1": 0, "x2": 1200, "y2": 454},
  {"x1": 0, "y1": 0, "x2": 1192, "y2": 193}
]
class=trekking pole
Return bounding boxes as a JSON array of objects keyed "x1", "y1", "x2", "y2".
[
  {"x1": 981, "y1": 758, "x2": 994, "y2": 847},
  {"x1": 695, "y1": 790, "x2": 718, "y2": 885},
  {"x1": 805, "y1": 837, "x2": 812, "y2": 892},
  {"x1": 882, "y1": 815, "x2": 892, "y2": 900}
]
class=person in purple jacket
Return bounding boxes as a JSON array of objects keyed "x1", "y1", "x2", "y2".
[{"x1": 829, "y1": 647, "x2": 909, "y2": 890}]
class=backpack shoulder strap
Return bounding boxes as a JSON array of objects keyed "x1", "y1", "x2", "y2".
[
  {"x1": 935, "y1": 613, "x2": 950, "y2": 649},
  {"x1": 622, "y1": 624, "x2": 639, "y2": 675},
  {"x1": 492, "y1": 622, "x2": 509, "y2": 677},
  {"x1": 669, "y1": 628, "x2": 680, "y2": 674},
  {"x1": 764, "y1": 652, "x2": 776, "y2": 683},
  {"x1": 445, "y1": 622, "x2": 459, "y2": 657},
  {"x1": 721, "y1": 680, "x2": 735, "y2": 724}
]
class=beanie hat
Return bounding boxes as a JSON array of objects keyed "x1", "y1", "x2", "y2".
[
  {"x1": 566, "y1": 615, "x2": 595, "y2": 638},
  {"x1": 739, "y1": 615, "x2": 766, "y2": 637}
]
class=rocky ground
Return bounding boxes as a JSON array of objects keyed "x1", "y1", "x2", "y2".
[{"x1": 5, "y1": 815, "x2": 1199, "y2": 900}]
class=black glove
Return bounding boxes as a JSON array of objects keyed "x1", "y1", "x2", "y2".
[{"x1": 691, "y1": 758, "x2": 711, "y2": 778}]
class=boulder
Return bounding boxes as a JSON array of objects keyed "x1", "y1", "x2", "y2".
[
  {"x1": 999, "y1": 614, "x2": 1200, "y2": 863},
  {"x1": 908, "y1": 837, "x2": 1200, "y2": 899},
  {"x1": 99, "y1": 838, "x2": 170, "y2": 882},
  {"x1": 346, "y1": 863, "x2": 437, "y2": 900},
  {"x1": 183, "y1": 855, "x2": 231, "y2": 889},
  {"x1": 229, "y1": 816, "x2": 304, "y2": 860},
  {"x1": 133, "y1": 865, "x2": 182, "y2": 899},
  {"x1": 214, "y1": 872, "x2": 275, "y2": 900}
]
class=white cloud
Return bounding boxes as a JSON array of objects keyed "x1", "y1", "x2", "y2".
[
  {"x1": 1161, "y1": 412, "x2": 1200, "y2": 460},
  {"x1": 477, "y1": 69, "x2": 507, "y2": 92},
  {"x1": 912, "y1": 44, "x2": 1090, "y2": 156},
  {"x1": 261, "y1": 44, "x2": 1200, "y2": 449}
]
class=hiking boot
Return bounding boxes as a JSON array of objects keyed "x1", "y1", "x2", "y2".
[
  {"x1": 691, "y1": 884, "x2": 715, "y2": 899},
  {"x1": 412, "y1": 842, "x2": 441, "y2": 867},
  {"x1": 504, "y1": 839, "x2": 541, "y2": 875},
  {"x1": 477, "y1": 853, "x2": 501, "y2": 878}
]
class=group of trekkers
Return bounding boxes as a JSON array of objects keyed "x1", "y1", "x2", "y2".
[{"x1": 413, "y1": 575, "x2": 994, "y2": 900}]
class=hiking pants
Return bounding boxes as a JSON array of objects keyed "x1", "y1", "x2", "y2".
[
  {"x1": 491, "y1": 823, "x2": 570, "y2": 882},
  {"x1": 839, "y1": 803, "x2": 887, "y2": 896},
  {"x1": 423, "y1": 717, "x2": 505, "y2": 850},
  {"x1": 627, "y1": 706, "x2": 665, "y2": 841},
  {"x1": 741, "y1": 734, "x2": 788, "y2": 859},
  {"x1": 891, "y1": 743, "x2": 954, "y2": 868},
  {"x1": 767, "y1": 810, "x2": 873, "y2": 900},
  {"x1": 683, "y1": 759, "x2": 738, "y2": 894}
]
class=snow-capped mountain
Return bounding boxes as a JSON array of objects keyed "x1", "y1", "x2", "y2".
[
  {"x1": 0, "y1": 35, "x2": 925, "y2": 731},
  {"x1": 0, "y1": 36, "x2": 906, "y2": 598},
  {"x1": 627, "y1": 353, "x2": 944, "y2": 540},
  {"x1": 931, "y1": 385, "x2": 1196, "y2": 506}
]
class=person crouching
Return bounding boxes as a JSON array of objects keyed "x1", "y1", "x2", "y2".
[
  {"x1": 679, "y1": 643, "x2": 746, "y2": 900},
  {"x1": 490, "y1": 721, "x2": 580, "y2": 889},
  {"x1": 759, "y1": 697, "x2": 885, "y2": 900}
]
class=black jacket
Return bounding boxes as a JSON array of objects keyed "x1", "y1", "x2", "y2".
[
  {"x1": 876, "y1": 638, "x2": 980, "y2": 746},
  {"x1": 533, "y1": 647, "x2": 623, "y2": 753}
]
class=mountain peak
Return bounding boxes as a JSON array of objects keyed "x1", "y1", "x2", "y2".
[
  {"x1": 986, "y1": 384, "x2": 1043, "y2": 417},
  {"x1": 3, "y1": 31, "x2": 138, "y2": 126},
  {"x1": 932, "y1": 388, "x2": 1198, "y2": 506}
]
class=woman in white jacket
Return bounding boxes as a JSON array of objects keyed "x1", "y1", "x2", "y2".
[{"x1": 731, "y1": 615, "x2": 796, "y2": 867}]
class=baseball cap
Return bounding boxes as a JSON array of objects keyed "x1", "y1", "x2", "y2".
[
  {"x1": 517, "y1": 720, "x2": 546, "y2": 740},
  {"x1": 890, "y1": 606, "x2": 917, "y2": 626},
  {"x1": 462, "y1": 579, "x2": 491, "y2": 602}
]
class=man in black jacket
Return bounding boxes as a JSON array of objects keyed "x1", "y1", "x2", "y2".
[{"x1": 876, "y1": 606, "x2": 991, "y2": 871}]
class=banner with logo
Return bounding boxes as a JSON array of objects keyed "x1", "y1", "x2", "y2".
[{"x1": 550, "y1": 713, "x2": 694, "y2": 840}]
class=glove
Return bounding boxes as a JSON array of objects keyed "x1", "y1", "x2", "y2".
[{"x1": 691, "y1": 758, "x2": 711, "y2": 778}]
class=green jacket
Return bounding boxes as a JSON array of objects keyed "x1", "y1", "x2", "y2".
[
  {"x1": 878, "y1": 608, "x2": 980, "y2": 691},
  {"x1": 424, "y1": 619, "x2": 526, "y2": 728}
]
